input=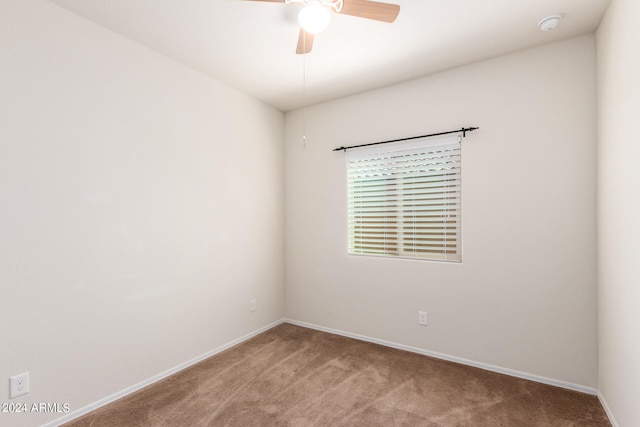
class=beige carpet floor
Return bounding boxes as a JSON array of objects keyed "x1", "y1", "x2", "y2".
[{"x1": 65, "y1": 323, "x2": 610, "y2": 426}]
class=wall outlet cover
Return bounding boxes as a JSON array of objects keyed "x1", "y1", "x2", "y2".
[
  {"x1": 418, "y1": 311, "x2": 428, "y2": 326},
  {"x1": 10, "y1": 372, "x2": 29, "y2": 398}
]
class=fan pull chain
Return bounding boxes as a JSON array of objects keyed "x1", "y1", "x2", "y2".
[{"x1": 302, "y1": 35, "x2": 307, "y2": 148}]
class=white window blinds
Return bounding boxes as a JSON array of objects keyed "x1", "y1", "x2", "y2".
[{"x1": 346, "y1": 135, "x2": 462, "y2": 262}]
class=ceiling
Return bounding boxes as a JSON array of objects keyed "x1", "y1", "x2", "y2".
[{"x1": 50, "y1": 0, "x2": 610, "y2": 112}]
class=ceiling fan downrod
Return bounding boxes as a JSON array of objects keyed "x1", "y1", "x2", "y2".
[{"x1": 284, "y1": 0, "x2": 343, "y2": 13}]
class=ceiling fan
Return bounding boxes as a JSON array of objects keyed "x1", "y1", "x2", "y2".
[{"x1": 242, "y1": 0, "x2": 400, "y2": 54}]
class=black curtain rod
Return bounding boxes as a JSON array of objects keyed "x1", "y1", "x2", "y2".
[{"x1": 332, "y1": 127, "x2": 479, "y2": 152}]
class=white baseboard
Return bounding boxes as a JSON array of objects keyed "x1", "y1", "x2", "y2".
[
  {"x1": 45, "y1": 319, "x2": 285, "y2": 427},
  {"x1": 284, "y1": 318, "x2": 599, "y2": 396},
  {"x1": 597, "y1": 391, "x2": 619, "y2": 427}
]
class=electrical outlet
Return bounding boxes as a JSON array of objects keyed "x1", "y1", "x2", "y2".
[
  {"x1": 10, "y1": 372, "x2": 29, "y2": 398},
  {"x1": 250, "y1": 299, "x2": 256, "y2": 312},
  {"x1": 418, "y1": 311, "x2": 428, "y2": 326}
]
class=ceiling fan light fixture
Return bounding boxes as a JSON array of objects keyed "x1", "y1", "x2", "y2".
[{"x1": 298, "y1": 4, "x2": 331, "y2": 34}]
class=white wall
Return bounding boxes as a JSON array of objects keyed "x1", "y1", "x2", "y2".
[
  {"x1": 0, "y1": 1, "x2": 284, "y2": 426},
  {"x1": 285, "y1": 35, "x2": 598, "y2": 389},
  {"x1": 597, "y1": 0, "x2": 640, "y2": 425}
]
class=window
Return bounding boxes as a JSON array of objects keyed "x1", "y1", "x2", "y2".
[{"x1": 346, "y1": 135, "x2": 462, "y2": 262}]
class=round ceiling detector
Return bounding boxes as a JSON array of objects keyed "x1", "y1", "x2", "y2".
[{"x1": 539, "y1": 14, "x2": 562, "y2": 31}]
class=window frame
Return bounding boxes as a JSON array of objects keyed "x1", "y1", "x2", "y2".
[{"x1": 346, "y1": 135, "x2": 462, "y2": 263}]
